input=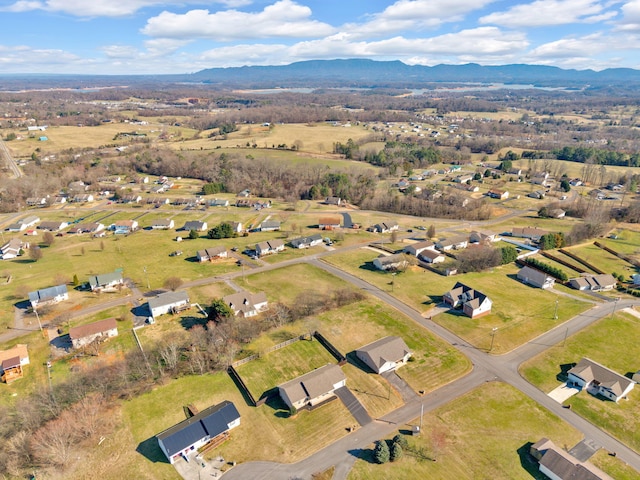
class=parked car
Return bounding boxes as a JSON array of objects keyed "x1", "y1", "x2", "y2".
[{"x1": 169, "y1": 250, "x2": 183, "y2": 257}]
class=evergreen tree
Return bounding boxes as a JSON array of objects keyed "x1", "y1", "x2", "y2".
[
  {"x1": 374, "y1": 440, "x2": 390, "y2": 464},
  {"x1": 390, "y1": 442, "x2": 403, "y2": 462}
]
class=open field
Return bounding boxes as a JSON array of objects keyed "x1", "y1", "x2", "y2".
[
  {"x1": 564, "y1": 242, "x2": 633, "y2": 277},
  {"x1": 599, "y1": 229, "x2": 640, "y2": 262},
  {"x1": 520, "y1": 311, "x2": 640, "y2": 452},
  {"x1": 348, "y1": 382, "x2": 586, "y2": 480}
]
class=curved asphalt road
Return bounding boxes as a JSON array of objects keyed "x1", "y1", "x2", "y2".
[{"x1": 222, "y1": 259, "x2": 640, "y2": 479}]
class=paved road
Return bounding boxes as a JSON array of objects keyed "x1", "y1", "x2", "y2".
[
  {"x1": 0, "y1": 136, "x2": 22, "y2": 178},
  {"x1": 222, "y1": 260, "x2": 640, "y2": 479}
]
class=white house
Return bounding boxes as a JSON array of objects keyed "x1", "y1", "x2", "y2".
[
  {"x1": 443, "y1": 282, "x2": 492, "y2": 318},
  {"x1": 255, "y1": 239, "x2": 285, "y2": 257},
  {"x1": 356, "y1": 336, "x2": 412, "y2": 374},
  {"x1": 403, "y1": 240, "x2": 436, "y2": 257},
  {"x1": 289, "y1": 234, "x2": 323, "y2": 249},
  {"x1": 148, "y1": 291, "x2": 190, "y2": 319},
  {"x1": 197, "y1": 247, "x2": 227, "y2": 262},
  {"x1": 88, "y1": 271, "x2": 125, "y2": 292},
  {"x1": 28, "y1": 285, "x2": 68, "y2": 309},
  {"x1": 156, "y1": 401, "x2": 241, "y2": 464},
  {"x1": 151, "y1": 219, "x2": 174, "y2": 230},
  {"x1": 568, "y1": 274, "x2": 617, "y2": 292},
  {"x1": 373, "y1": 253, "x2": 408, "y2": 271},
  {"x1": 517, "y1": 266, "x2": 555, "y2": 289},
  {"x1": 1, "y1": 238, "x2": 27, "y2": 259},
  {"x1": 419, "y1": 249, "x2": 445, "y2": 264},
  {"x1": 530, "y1": 438, "x2": 613, "y2": 480},
  {"x1": 114, "y1": 220, "x2": 138, "y2": 234},
  {"x1": 278, "y1": 364, "x2": 346, "y2": 410},
  {"x1": 183, "y1": 221, "x2": 208, "y2": 232},
  {"x1": 223, "y1": 291, "x2": 268, "y2": 317},
  {"x1": 69, "y1": 318, "x2": 118, "y2": 349},
  {"x1": 567, "y1": 358, "x2": 634, "y2": 403}
]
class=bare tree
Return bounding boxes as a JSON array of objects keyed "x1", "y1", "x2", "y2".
[
  {"x1": 42, "y1": 231, "x2": 54, "y2": 246},
  {"x1": 163, "y1": 276, "x2": 184, "y2": 291},
  {"x1": 29, "y1": 246, "x2": 43, "y2": 262}
]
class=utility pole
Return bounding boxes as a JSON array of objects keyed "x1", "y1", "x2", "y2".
[
  {"x1": 554, "y1": 298, "x2": 559, "y2": 320},
  {"x1": 419, "y1": 403, "x2": 424, "y2": 434},
  {"x1": 33, "y1": 308, "x2": 43, "y2": 333},
  {"x1": 609, "y1": 297, "x2": 620, "y2": 320},
  {"x1": 489, "y1": 327, "x2": 498, "y2": 352},
  {"x1": 562, "y1": 327, "x2": 569, "y2": 347},
  {"x1": 143, "y1": 266, "x2": 150, "y2": 290}
]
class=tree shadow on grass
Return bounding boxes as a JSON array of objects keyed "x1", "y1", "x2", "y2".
[
  {"x1": 180, "y1": 316, "x2": 208, "y2": 330},
  {"x1": 517, "y1": 442, "x2": 544, "y2": 479},
  {"x1": 136, "y1": 436, "x2": 169, "y2": 464},
  {"x1": 348, "y1": 448, "x2": 376, "y2": 464},
  {"x1": 359, "y1": 261, "x2": 381, "y2": 273},
  {"x1": 557, "y1": 363, "x2": 576, "y2": 382}
]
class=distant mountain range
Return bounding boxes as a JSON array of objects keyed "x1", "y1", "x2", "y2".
[
  {"x1": 190, "y1": 58, "x2": 640, "y2": 89},
  {"x1": 1, "y1": 59, "x2": 639, "y2": 91}
]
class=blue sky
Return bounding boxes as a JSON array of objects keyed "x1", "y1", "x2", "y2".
[{"x1": 1, "y1": 0, "x2": 640, "y2": 74}]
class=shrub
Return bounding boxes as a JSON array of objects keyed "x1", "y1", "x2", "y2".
[
  {"x1": 374, "y1": 440, "x2": 390, "y2": 464},
  {"x1": 393, "y1": 434, "x2": 409, "y2": 449},
  {"x1": 525, "y1": 258, "x2": 568, "y2": 282},
  {"x1": 390, "y1": 442, "x2": 403, "y2": 462}
]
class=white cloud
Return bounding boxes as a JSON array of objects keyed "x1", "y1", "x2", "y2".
[
  {"x1": 142, "y1": 0, "x2": 335, "y2": 40},
  {"x1": 0, "y1": 45, "x2": 86, "y2": 71},
  {"x1": 526, "y1": 33, "x2": 608, "y2": 58},
  {"x1": 0, "y1": 0, "x2": 248, "y2": 17},
  {"x1": 199, "y1": 43, "x2": 289, "y2": 65},
  {"x1": 480, "y1": 0, "x2": 614, "y2": 27},
  {"x1": 347, "y1": 0, "x2": 496, "y2": 37},
  {"x1": 617, "y1": 0, "x2": 640, "y2": 30}
]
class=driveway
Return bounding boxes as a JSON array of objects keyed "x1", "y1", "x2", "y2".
[
  {"x1": 548, "y1": 382, "x2": 581, "y2": 403},
  {"x1": 381, "y1": 370, "x2": 419, "y2": 402},
  {"x1": 334, "y1": 386, "x2": 371, "y2": 426}
]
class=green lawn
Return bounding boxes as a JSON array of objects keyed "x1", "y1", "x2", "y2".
[
  {"x1": 349, "y1": 382, "x2": 584, "y2": 480},
  {"x1": 520, "y1": 311, "x2": 640, "y2": 452},
  {"x1": 600, "y1": 229, "x2": 640, "y2": 258},
  {"x1": 566, "y1": 243, "x2": 635, "y2": 277},
  {"x1": 236, "y1": 337, "x2": 337, "y2": 399}
]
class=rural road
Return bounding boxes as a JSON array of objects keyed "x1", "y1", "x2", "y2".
[{"x1": 222, "y1": 259, "x2": 640, "y2": 479}]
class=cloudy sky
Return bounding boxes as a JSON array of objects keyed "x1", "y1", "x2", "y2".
[{"x1": 1, "y1": 0, "x2": 640, "y2": 74}]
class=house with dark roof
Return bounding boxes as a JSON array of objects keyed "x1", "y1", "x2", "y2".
[
  {"x1": 69, "y1": 318, "x2": 118, "y2": 349},
  {"x1": 88, "y1": 271, "x2": 124, "y2": 292},
  {"x1": 28, "y1": 284, "x2": 68, "y2": 309},
  {"x1": 289, "y1": 234, "x2": 323, "y2": 249},
  {"x1": 443, "y1": 282, "x2": 492, "y2": 318},
  {"x1": 156, "y1": 401, "x2": 241, "y2": 464},
  {"x1": 278, "y1": 364, "x2": 346, "y2": 410},
  {"x1": 530, "y1": 438, "x2": 613, "y2": 480},
  {"x1": 38, "y1": 220, "x2": 69, "y2": 232},
  {"x1": 67, "y1": 222, "x2": 104, "y2": 235},
  {"x1": 568, "y1": 274, "x2": 617, "y2": 292},
  {"x1": 373, "y1": 253, "x2": 408, "y2": 271},
  {"x1": 223, "y1": 291, "x2": 268, "y2": 317},
  {"x1": 436, "y1": 235, "x2": 468, "y2": 251},
  {"x1": 324, "y1": 196, "x2": 342, "y2": 206},
  {"x1": 259, "y1": 220, "x2": 281, "y2": 232},
  {"x1": 0, "y1": 344, "x2": 29, "y2": 384},
  {"x1": 511, "y1": 227, "x2": 549, "y2": 241},
  {"x1": 255, "y1": 239, "x2": 285, "y2": 257},
  {"x1": 419, "y1": 249, "x2": 445, "y2": 264},
  {"x1": 487, "y1": 189, "x2": 509, "y2": 200},
  {"x1": 148, "y1": 291, "x2": 190, "y2": 319},
  {"x1": 356, "y1": 336, "x2": 411, "y2": 374},
  {"x1": 151, "y1": 218, "x2": 174, "y2": 230},
  {"x1": 197, "y1": 247, "x2": 228, "y2": 262},
  {"x1": 567, "y1": 358, "x2": 634, "y2": 403},
  {"x1": 517, "y1": 265, "x2": 555, "y2": 289},
  {"x1": 369, "y1": 221, "x2": 399, "y2": 233},
  {"x1": 318, "y1": 217, "x2": 341, "y2": 230}
]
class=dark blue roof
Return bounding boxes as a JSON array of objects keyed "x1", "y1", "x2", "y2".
[{"x1": 156, "y1": 401, "x2": 240, "y2": 457}]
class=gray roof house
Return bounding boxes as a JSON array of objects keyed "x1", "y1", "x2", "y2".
[
  {"x1": 567, "y1": 358, "x2": 634, "y2": 403},
  {"x1": 197, "y1": 247, "x2": 227, "y2": 262},
  {"x1": 28, "y1": 285, "x2": 69, "y2": 309},
  {"x1": 517, "y1": 266, "x2": 555, "y2": 289},
  {"x1": 183, "y1": 220, "x2": 208, "y2": 232},
  {"x1": 403, "y1": 240, "x2": 436, "y2": 257},
  {"x1": 568, "y1": 274, "x2": 617, "y2": 292},
  {"x1": 530, "y1": 438, "x2": 613, "y2": 480},
  {"x1": 148, "y1": 291, "x2": 190, "y2": 319},
  {"x1": 156, "y1": 401, "x2": 241, "y2": 464},
  {"x1": 278, "y1": 364, "x2": 346, "y2": 410},
  {"x1": 259, "y1": 220, "x2": 281, "y2": 232},
  {"x1": 223, "y1": 291, "x2": 268, "y2": 317},
  {"x1": 355, "y1": 336, "x2": 412, "y2": 374},
  {"x1": 88, "y1": 271, "x2": 124, "y2": 292},
  {"x1": 289, "y1": 234, "x2": 323, "y2": 249},
  {"x1": 255, "y1": 239, "x2": 285, "y2": 256},
  {"x1": 373, "y1": 253, "x2": 408, "y2": 271},
  {"x1": 443, "y1": 282, "x2": 492, "y2": 318}
]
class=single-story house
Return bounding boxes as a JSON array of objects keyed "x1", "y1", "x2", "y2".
[
  {"x1": 88, "y1": 271, "x2": 125, "y2": 292},
  {"x1": 403, "y1": 240, "x2": 436, "y2": 257},
  {"x1": 26, "y1": 197, "x2": 48, "y2": 207},
  {"x1": 237, "y1": 189, "x2": 251, "y2": 197},
  {"x1": 369, "y1": 221, "x2": 399, "y2": 233},
  {"x1": 318, "y1": 217, "x2": 341, "y2": 230},
  {"x1": 72, "y1": 194, "x2": 94, "y2": 203},
  {"x1": 119, "y1": 194, "x2": 142, "y2": 204},
  {"x1": 197, "y1": 247, "x2": 228, "y2": 262},
  {"x1": 151, "y1": 219, "x2": 174, "y2": 230},
  {"x1": 209, "y1": 198, "x2": 229, "y2": 207},
  {"x1": 156, "y1": 401, "x2": 241, "y2": 464},
  {"x1": 549, "y1": 209, "x2": 566, "y2": 219},
  {"x1": 419, "y1": 249, "x2": 446, "y2": 264},
  {"x1": 532, "y1": 172, "x2": 550, "y2": 185},
  {"x1": 68, "y1": 223, "x2": 104, "y2": 235},
  {"x1": 324, "y1": 196, "x2": 342, "y2": 206},
  {"x1": 182, "y1": 221, "x2": 208, "y2": 232},
  {"x1": 443, "y1": 282, "x2": 492, "y2": 318},
  {"x1": 235, "y1": 199, "x2": 252, "y2": 208},
  {"x1": 487, "y1": 189, "x2": 509, "y2": 200},
  {"x1": 255, "y1": 239, "x2": 285, "y2": 257},
  {"x1": 373, "y1": 253, "x2": 408, "y2": 271},
  {"x1": 223, "y1": 291, "x2": 268, "y2": 317},
  {"x1": 0, "y1": 344, "x2": 29, "y2": 384},
  {"x1": 567, "y1": 358, "x2": 634, "y2": 403},
  {"x1": 1, "y1": 238, "x2": 27, "y2": 259},
  {"x1": 355, "y1": 336, "x2": 412, "y2": 374},
  {"x1": 259, "y1": 220, "x2": 281, "y2": 232},
  {"x1": 69, "y1": 318, "x2": 118, "y2": 349},
  {"x1": 530, "y1": 438, "x2": 613, "y2": 480},
  {"x1": 148, "y1": 291, "x2": 190, "y2": 319},
  {"x1": 517, "y1": 266, "x2": 555, "y2": 289},
  {"x1": 38, "y1": 221, "x2": 68, "y2": 231},
  {"x1": 469, "y1": 230, "x2": 500, "y2": 244},
  {"x1": 114, "y1": 220, "x2": 138, "y2": 235},
  {"x1": 289, "y1": 234, "x2": 323, "y2": 249},
  {"x1": 7, "y1": 215, "x2": 40, "y2": 232},
  {"x1": 278, "y1": 364, "x2": 346, "y2": 410},
  {"x1": 511, "y1": 227, "x2": 549, "y2": 241},
  {"x1": 225, "y1": 221, "x2": 243, "y2": 234},
  {"x1": 28, "y1": 284, "x2": 68, "y2": 309},
  {"x1": 454, "y1": 174, "x2": 473, "y2": 183},
  {"x1": 436, "y1": 235, "x2": 468, "y2": 251},
  {"x1": 568, "y1": 274, "x2": 617, "y2": 292}
]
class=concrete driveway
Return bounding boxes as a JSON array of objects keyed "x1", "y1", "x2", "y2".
[{"x1": 548, "y1": 382, "x2": 581, "y2": 403}]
